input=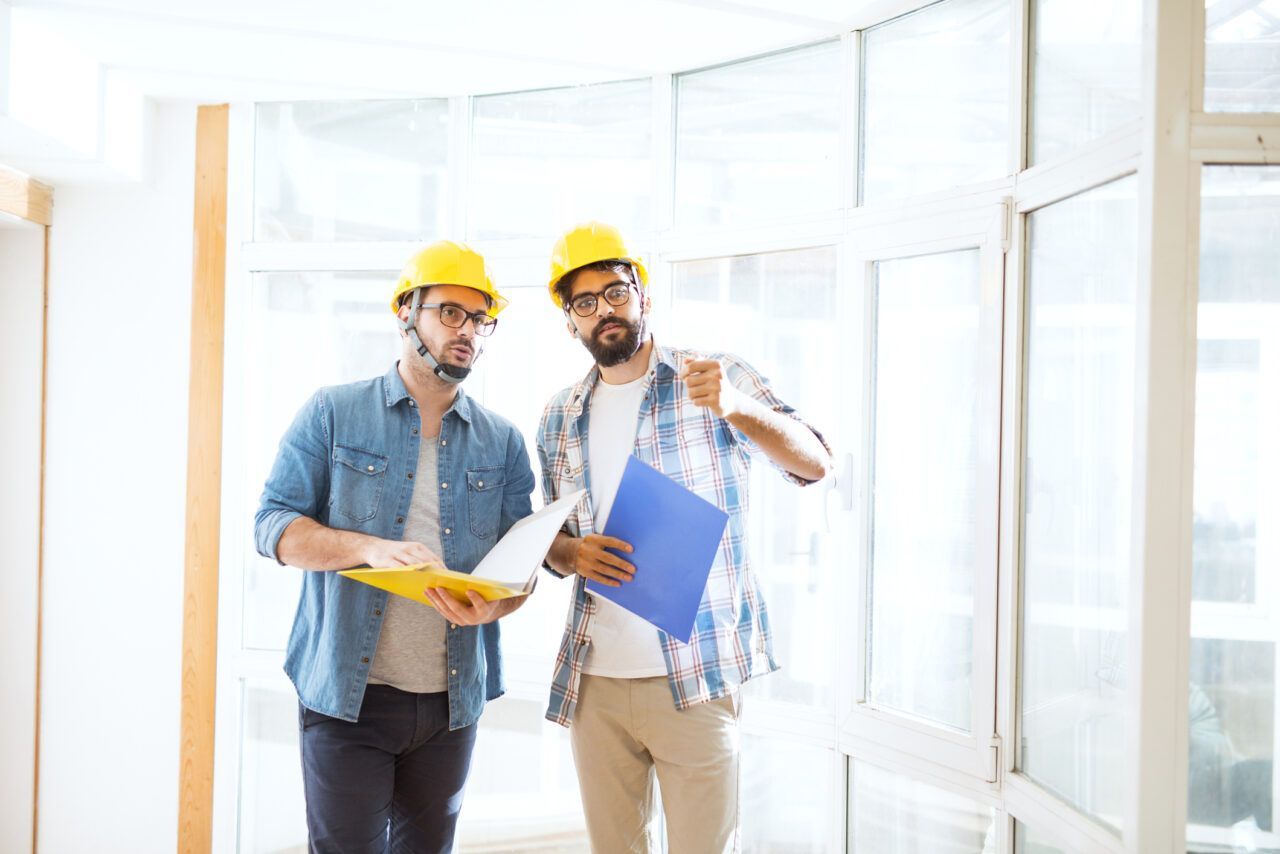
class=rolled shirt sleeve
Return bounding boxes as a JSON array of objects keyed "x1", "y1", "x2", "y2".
[{"x1": 254, "y1": 390, "x2": 333, "y2": 564}]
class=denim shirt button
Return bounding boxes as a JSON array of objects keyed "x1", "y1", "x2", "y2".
[
  {"x1": 441, "y1": 482, "x2": 448, "y2": 489},
  {"x1": 444, "y1": 528, "x2": 451, "y2": 535},
  {"x1": 361, "y1": 657, "x2": 369, "y2": 664},
  {"x1": 407, "y1": 472, "x2": 414, "y2": 480},
  {"x1": 450, "y1": 669, "x2": 457, "y2": 676},
  {"x1": 396, "y1": 516, "x2": 405, "y2": 524}
]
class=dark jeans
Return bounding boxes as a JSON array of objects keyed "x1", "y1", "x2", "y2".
[{"x1": 299, "y1": 685, "x2": 478, "y2": 854}]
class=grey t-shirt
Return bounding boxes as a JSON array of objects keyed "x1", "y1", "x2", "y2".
[{"x1": 367, "y1": 435, "x2": 449, "y2": 693}]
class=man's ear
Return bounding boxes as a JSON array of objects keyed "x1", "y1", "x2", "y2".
[{"x1": 567, "y1": 321, "x2": 579, "y2": 339}]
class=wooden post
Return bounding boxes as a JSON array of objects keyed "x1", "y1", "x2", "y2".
[{"x1": 177, "y1": 104, "x2": 229, "y2": 854}]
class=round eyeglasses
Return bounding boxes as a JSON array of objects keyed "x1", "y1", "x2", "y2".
[
  {"x1": 566, "y1": 283, "x2": 636, "y2": 318},
  {"x1": 418, "y1": 302, "x2": 497, "y2": 336}
]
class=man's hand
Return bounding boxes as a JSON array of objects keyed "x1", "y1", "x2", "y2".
[
  {"x1": 570, "y1": 534, "x2": 635, "y2": 587},
  {"x1": 360, "y1": 537, "x2": 444, "y2": 569},
  {"x1": 423, "y1": 588, "x2": 526, "y2": 626},
  {"x1": 680, "y1": 358, "x2": 748, "y2": 420}
]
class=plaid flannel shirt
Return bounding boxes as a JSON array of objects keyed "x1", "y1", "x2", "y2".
[{"x1": 537, "y1": 341, "x2": 830, "y2": 726}]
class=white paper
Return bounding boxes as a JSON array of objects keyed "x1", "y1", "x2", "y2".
[{"x1": 472, "y1": 489, "x2": 586, "y2": 589}]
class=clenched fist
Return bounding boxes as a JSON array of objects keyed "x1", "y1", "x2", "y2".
[{"x1": 679, "y1": 358, "x2": 747, "y2": 420}]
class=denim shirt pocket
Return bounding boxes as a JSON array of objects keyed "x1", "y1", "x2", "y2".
[
  {"x1": 466, "y1": 465, "x2": 506, "y2": 539},
  {"x1": 330, "y1": 444, "x2": 389, "y2": 523}
]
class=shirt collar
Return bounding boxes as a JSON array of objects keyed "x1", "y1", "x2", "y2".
[
  {"x1": 383, "y1": 361, "x2": 473, "y2": 423},
  {"x1": 566, "y1": 338, "x2": 670, "y2": 418}
]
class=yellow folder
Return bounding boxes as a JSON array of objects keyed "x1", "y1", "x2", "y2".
[
  {"x1": 338, "y1": 489, "x2": 586, "y2": 610},
  {"x1": 338, "y1": 564, "x2": 524, "y2": 608}
]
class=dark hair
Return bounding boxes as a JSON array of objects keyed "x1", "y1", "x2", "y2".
[{"x1": 554, "y1": 259, "x2": 637, "y2": 310}]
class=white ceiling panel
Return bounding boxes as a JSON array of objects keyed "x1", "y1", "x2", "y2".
[{"x1": 8, "y1": 0, "x2": 880, "y2": 100}]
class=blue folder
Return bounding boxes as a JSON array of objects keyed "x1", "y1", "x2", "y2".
[{"x1": 586, "y1": 456, "x2": 729, "y2": 644}]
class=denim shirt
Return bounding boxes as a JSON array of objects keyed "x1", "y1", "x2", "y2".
[{"x1": 254, "y1": 363, "x2": 535, "y2": 728}]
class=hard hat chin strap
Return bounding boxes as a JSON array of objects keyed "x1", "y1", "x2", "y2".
[{"x1": 398, "y1": 287, "x2": 471, "y2": 385}]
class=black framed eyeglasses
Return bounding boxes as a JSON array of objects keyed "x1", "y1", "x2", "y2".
[
  {"x1": 566, "y1": 283, "x2": 635, "y2": 318},
  {"x1": 418, "y1": 302, "x2": 498, "y2": 336}
]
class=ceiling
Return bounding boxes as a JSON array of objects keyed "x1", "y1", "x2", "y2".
[
  {"x1": 7, "y1": 0, "x2": 888, "y2": 102},
  {"x1": 0, "y1": 0, "x2": 904, "y2": 183}
]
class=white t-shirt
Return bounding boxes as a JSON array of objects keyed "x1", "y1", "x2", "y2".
[{"x1": 582, "y1": 370, "x2": 669, "y2": 678}]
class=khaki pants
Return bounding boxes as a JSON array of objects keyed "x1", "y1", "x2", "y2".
[{"x1": 569, "y1": 674, "x2": 741, "y2": 854}]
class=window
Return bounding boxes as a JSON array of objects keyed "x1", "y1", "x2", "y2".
[
  {"x1": 743, "y1": 735, "x2": 840, "y2": 853},
  {"x1": 1020, "y1": 176, "x2": 1137, "y2": 832},
  {"x1": 850, "y1": 761, "x2": 996, "y2": 852},
  {"x1": 1029, "y1": 0, "x2": 1140, "y2": 164},
  {"x1": 1205, "y1": 0, "x2": 1280, "y2": 113},
  {"x1": 860, "y1": 0, "x2": 1011, "y2": 202},
  {"x1": 469, "y1": 81, "x2": 652, "y2": 239},
  {"x1": 1014, "y1": 821, "x2": 1069, "y2": 853},
  {"x1": 868, "y1": 249, "x2": 983, "y2": 731},
  {"x1": 1187, "y1": 165, "x2": 1280, "y2": 853},
  {"x1": 675, "y1": 41, "x2": 843, "y2": 227},
  {"x1": 254, "y1": 100, "x2": 449, "y2": 241}
]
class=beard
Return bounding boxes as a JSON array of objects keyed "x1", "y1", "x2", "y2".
[{"x1": 583, "y1": 315, "x2": 645, "y2": 368}]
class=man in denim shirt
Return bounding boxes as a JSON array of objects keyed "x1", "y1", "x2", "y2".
[{"x1": 254, "y1": 241, "x2": 535, "y2": 854}]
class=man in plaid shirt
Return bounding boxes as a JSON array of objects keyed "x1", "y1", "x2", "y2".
[{"x1": 536, "y1": 222, "x2": 833, "y2": 853}]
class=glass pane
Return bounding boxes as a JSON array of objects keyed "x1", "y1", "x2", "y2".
[
  {"x1": 850, "y1": 761, "x2": 996, "y2": 852},
  {"x1": 861, "y1": 0, "x2": 1011, "y2": 203},
  {"x1": 1205, "y1": 0, "x2": 1280, "y2": 113},
  {"x1": 242, "y1": 271, "x2": 400, "y2": 651},
  {"x1": 742, "y1": 735, "x2": 837, "y2": 853},
  {"x1": 1014, "y1": 821, "x2": 1069, "y2": 854},
  {"x1": 868, "y1": 250, "x2": 982, "y2": 732},
  {"x1": 1020, "y1": 176, "x2": 1137, "y2": 832},
  {"x1": 1030, "y1": 0, "x2": 1141, "y2": 164},
  {"x1": 457, "y1": 696, "x2": 588, "y2": 851},
  {"x1": 1188, "y1": 165, "x2": 1280, "y2": 854},
  {"x1": 254, "y1": 100, "x2": 449, "y2": 241},
  {"x1": 239, "y1": 678, "x2": 307, "y2": 853},
  {"x1": 470, "y1": 81, "x2": 651, "y2": 240},
  {"x1": 669, "y1": 248, "x2": 843, "y2": 709},
  {"x1": 675, "y1": 41, "x2": 842, "y2": 227}
]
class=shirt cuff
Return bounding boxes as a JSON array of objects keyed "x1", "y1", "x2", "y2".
[{"x1": 256, "y1": 509, "x2": 303, "y2": 566}]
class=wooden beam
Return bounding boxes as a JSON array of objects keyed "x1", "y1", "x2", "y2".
[
  {"x1": 177, "y1": 104, "x2": 229, "y2": 854},
  {"x1": 0, "y1": 167, "x2": 53, "y2": 226}
]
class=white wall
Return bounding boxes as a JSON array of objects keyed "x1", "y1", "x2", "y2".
[
  {"x1": 38, "y1": 101, "x2": 194, "y2": 854},
  {"x1": 0, "y1": 219, "x2": 46, "y2": 854}
]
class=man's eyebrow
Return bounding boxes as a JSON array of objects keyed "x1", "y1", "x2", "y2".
[
  {"x1": 438, "y1": 301, "x2": 488, "y2": 313},
  {"x1": 574, "y1": 279, "x2": 629, "y2": 296}
]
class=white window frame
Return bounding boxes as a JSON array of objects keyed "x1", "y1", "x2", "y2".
[{"x1": 837, "y1": 200, "x2": 1008, "y2": 788}]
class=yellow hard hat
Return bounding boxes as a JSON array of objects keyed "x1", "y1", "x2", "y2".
[
  {"x1": 391, "y1": 240, "x2": 508, "y2": 316},
  {"x1": 547, "y1": 221, "x2": 649, "y2": 309}
]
